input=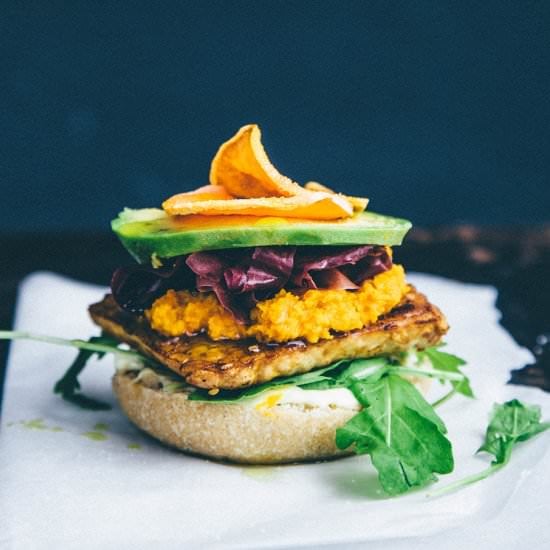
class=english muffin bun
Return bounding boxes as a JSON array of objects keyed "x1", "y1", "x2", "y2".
[{"x1": 113, "y1": 368, "x2": 432, "y2": 464}]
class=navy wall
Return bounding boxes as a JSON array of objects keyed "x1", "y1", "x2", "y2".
[{"x1": 2, "y1": 1, "x2": 549, "y2": 230}]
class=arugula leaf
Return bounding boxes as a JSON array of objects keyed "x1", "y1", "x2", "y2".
[
  {"x1": 333, "y1": 357, "x2": 389, "y2": 385},
  {"x1": 190, "y1": 357, "x2": 392, "y2": 402},
  {"x1": 53, "y1": 335, "x2": 120, "y2": 410},
  {"x1": 420, "y1": 347, "x2": 473, "y2": 398},
  {"x1": 428, "y1": 399, "x2": 550, "y2": 497},
  {"x1": 0, "y1": 330, "x2": 145, "y2": 411},
  {"x1": 478, "y1": 399, "x2": 550, "y2": 462},
  {"x1": 188, "y1": 360, "x2": 350, "y2": 402},
  {"x1": 189, "y1": 355, "x2": 446, "y2": 403},
  {"x1": 0, "y1": 330, "x2": 143, "y2": 359},
  {"x1": 188, "y1": 349, "x2": 468, "y2": 406},
  {"x1": 336, "y1": 372, "x2": 454, "y2": 495},
  {"x1": 355, "y1": 371, "x2": 448, "y2": 434}
]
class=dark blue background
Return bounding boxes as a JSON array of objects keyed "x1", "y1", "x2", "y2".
[{"x1": 2, "y1": 1, "x2": 549, "y2": 230}]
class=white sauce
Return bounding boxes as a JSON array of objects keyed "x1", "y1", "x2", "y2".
[
  {"x1": 115, "y1": 356, "x2": 361, "y2": 410},
  {"x1": 251, "y1": 386, "x2": 361, "y2": 411}
]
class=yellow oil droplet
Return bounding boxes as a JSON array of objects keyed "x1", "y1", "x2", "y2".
[
  {"x1": 241, "y1": 466, "x2": 278, "y2": 481},
  {"x1": 21, "y1": 418, "x2": 47, "y2": 430},
  {"x1": 255, "y1": 392, "x2": 282, "y2": 417},
  {"x1": 93, "y1": 422, "x2": 109, "y2": 431},
  {"x1": 82, "y1": 431, "x2": 108, "y2": 442}
]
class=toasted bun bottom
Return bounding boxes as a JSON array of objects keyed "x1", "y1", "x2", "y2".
[{"x1": 113, "y1": 372, "x2": 431, "y2": 465}]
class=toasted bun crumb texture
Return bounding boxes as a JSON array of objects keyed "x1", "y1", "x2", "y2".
[{"x1": 113, "y1": 372, "x2": 356, "y2": 464}]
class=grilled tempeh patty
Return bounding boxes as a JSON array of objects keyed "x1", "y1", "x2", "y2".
[{"x1": 89, "y1": 288, "x2": 447, "y2": 390}]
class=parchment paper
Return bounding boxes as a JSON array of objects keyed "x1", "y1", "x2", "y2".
[{"x1": 1, "y1": 272, "x2": 549, "y2": 549}]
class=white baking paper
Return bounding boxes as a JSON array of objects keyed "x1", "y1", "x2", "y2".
[{"x1": 1, "y1": 271, "x2": 549, "y2": 550}]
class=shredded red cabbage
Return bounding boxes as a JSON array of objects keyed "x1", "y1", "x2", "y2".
[
  {"x1": 110, "y1": 257, "x2": 194, "y2": 313},
  {"x1": 111, "y1": 245, "x2": 392, "y2": 321},
  {"x1": 292, "y1": 245, "x2": 391, "y2": 289}
]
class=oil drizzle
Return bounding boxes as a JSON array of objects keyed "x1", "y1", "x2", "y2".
[
  {"x1": 21, "y1": 418, "x2": 47, "y2": 430},
  {"x1": 93, "y1": 422, "x2": 109, "y2": 431},
  {"x1": 240, "y1": 465, "x2": 278, "y2": 481},
  {"x1": 82, "y1": 430, "x2": 108, "y2": 441},
  {"x1": 11, "y1": 417, "x2": 145, "y2": 452},
  {"x1": 15, "y1": 418, "x2": 64, "y2": 432}
]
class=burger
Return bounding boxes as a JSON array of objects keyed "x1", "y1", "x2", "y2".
[{"x1": 70, "y1": 125, "x2": 469, "y2": 495}]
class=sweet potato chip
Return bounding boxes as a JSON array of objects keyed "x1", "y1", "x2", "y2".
[
  {"x1": 304, "y1": 181, "x2": 368, "y2": 213},
  {"x1": 170, "y1": 184, "x2": 235, "y2": 202},
  {"x1": 209, "y1": 124, "x2": 304, "y2": 198},
  {"x1": 303, "y1": 181, "x2": 335, "y2": 194},
  {"x1": 162, "y1": 125, "x2": 367, "y2": 220},
  {"x1": 163, "y1": 191, "x2": 354, "y2": 220}
]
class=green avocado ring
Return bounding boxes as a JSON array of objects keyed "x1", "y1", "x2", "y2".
[{"x1": 112, "y1": 208, "x2": 412, "y2": 265}]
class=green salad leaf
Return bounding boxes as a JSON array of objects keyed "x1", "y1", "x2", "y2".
[
  {"x1": 429, "y1": 399, "x2": 550, "y2": 497},
  {"x1": 187, "y1": 359, "x2": 376, "y2": 403},
  {"x1": 336, "y1": 372, "x2": 454, "y2": 495},
  {"x1": 0, "y1": 330, "x2": 144, "y2": 410},
  {"x1": 53, "y1": 335, "x2": 120, "y2": 410},
  {"x1": 420, "y1": 347, "x2": 473, "y2": 398},
  {"x1": 189, "y1": 350, "x2": 470, "y2": 406},
  {"x1": 478, "y1": 399, "x2": 550, "y2": 460},
  {"x1": 188, "y1": 356, "x2": 420, "y2": 402}
]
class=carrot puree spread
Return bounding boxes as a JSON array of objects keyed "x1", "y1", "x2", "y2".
[{"x1": 146, "y1": 264, "x2": 408, "y2": 344}]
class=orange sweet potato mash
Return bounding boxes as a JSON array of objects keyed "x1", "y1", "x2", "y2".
[{"x1": 147, "y1": 265, "x2": 408, "y2": 344}]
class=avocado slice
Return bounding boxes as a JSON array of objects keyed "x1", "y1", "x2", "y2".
[{"x1": 112, "y1": 208, "x2": 412, "y2": 264}]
